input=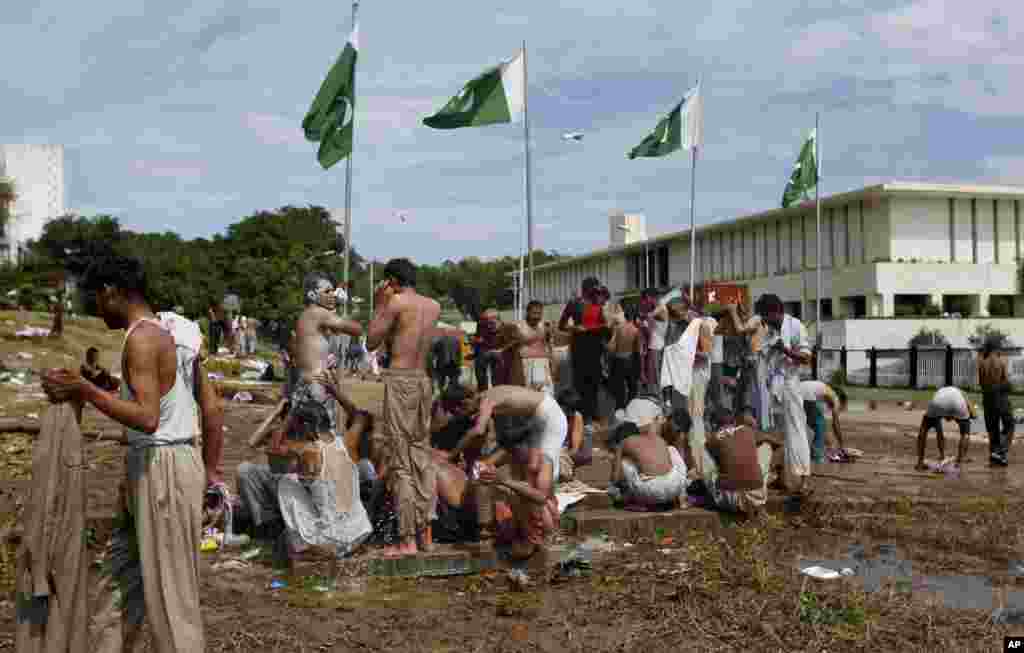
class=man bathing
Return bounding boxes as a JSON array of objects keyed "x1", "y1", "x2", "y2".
[
  {"x1": 607, "y1": 396, "x2": 687, "y2": 510},
  {"x1": 799, "y1": 380, "x2": 849, "y2": 463},
  {"x1": 915, "y1": 386, "x2": 977, "y2": 471},
  {"x1": 367, "y1": 258, "x2": 442, "y2": 557}
]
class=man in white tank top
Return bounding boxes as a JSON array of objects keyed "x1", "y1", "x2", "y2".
[{"x1": 42, "y1": 256, "x2": 207, "y2": 653}]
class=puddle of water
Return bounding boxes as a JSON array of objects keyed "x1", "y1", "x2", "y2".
[{"x1": 798, "y1": 543, "x2": 1024, "y2": 614}]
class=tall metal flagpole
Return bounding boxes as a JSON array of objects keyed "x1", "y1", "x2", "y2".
[
  {"x1": 369, "y1": 260, "x2": 374, "y2": 315},
  {"x1": 522, "y1": 40, "x2": 535, "y2": 303},
  {"x1": 814, "y1": 111, "x2": 821, "y2": 338},
  {"x1": 342, "y1": 0, "x2": 360, "y2": 316},
  {"x1": 687, "y1": 78, "x2": 702, "y2": 303}
]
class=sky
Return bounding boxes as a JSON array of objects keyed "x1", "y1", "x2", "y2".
[{"x1": 2, "y1": 0, "x2": 1023, "y2": 263}]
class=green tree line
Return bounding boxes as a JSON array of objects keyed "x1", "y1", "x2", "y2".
[{"x1": 4, "y1": 207, "x2": 562, "y2": 333}]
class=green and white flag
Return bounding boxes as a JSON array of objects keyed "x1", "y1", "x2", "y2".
[
  {"x1": 781, "y1": 128, "x2": 818, "y2": 208},
  {"x1": 628, "y1": 82, "x2": 703, "y2": 160},
  {"x1": 422, "y1": 51, "x2": 525, "y2": 129},
  {"x1": 302, "y1": 23, "x2": 359, "y2": 170}
]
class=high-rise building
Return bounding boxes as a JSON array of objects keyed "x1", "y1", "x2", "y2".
[{"x1": 0, "y1": 144, "x2": 65, "y2": 262}]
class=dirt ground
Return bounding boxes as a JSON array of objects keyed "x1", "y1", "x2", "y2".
[{"x1": 1, "y1": 354, "x2": 1023, "y2": 650}]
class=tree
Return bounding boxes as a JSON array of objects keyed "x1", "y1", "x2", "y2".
[
  {"x1": 0, "y1": 178, "x2": 14, "y2": 234},
  {"x1": 968, "y1": 323, "x2": 1015, "y2": 350},
  {"x1": 908, "y1": 327, "x2": 949, "y2": 348}
]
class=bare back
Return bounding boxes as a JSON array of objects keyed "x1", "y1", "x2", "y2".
[
  {"x1": 483, "y1": 385, "x2": 545, "y2": 417},
  {"x1": 387, "y1": 291, "x2": 441, "y2": 370},
  {"x1": 622, "y1": 429, "x2": 672, "y2": 476},
  {"x1": 612, "y1": 321, "x2": 640, "y2": 356}
]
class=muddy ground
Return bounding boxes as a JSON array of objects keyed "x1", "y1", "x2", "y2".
[{"x1": 0, "y1": 368, "x2": 1023, "y2": 650}]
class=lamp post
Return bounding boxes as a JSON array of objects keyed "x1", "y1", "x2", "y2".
[{"x1": 617, "y1": 224, "x2": 649, "y2": 289}]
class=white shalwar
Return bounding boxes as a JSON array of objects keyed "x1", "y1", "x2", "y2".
[{"x1": 763, "y1": 314, "x2": 812, "y2": 487}]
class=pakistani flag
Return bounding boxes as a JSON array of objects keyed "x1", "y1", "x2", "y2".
[
  {"x1": 628, "y1": 82, "x2": 703, "y2": 160},
  {"x1": 781, "y1": 129, "x2": 818, "y2": 208},
  {"x1": 303, "y1": 23, "x2": 359, "y2": 170},
  {"x1": 423, "y1": 51, "x2": 525, "y2": 129}
]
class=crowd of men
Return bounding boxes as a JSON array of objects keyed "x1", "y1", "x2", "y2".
[{"x1": 34, "y1": 255, "x2": 1016, "y2": 653}]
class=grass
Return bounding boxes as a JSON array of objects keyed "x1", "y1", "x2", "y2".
[{"x1": 841, "y1": 385, "x2": 986, "y2": 405}]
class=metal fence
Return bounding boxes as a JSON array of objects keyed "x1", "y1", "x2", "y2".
[{"x1": 810, "y1": 346, "x2": 1024, "y2": 390}]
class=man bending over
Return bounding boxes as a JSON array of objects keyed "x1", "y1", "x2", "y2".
[{"x1": 915, "y1": 386, "x2": 977, "y2": 471}]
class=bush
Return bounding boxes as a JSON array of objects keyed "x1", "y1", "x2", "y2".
[
  {"x1": 968, "y1": 323, "x2": 1014, "y2": 350},
  {"x1": 828, "y1": 369, "x2": 847, "y2": 387},
  {"x1": 922, "y1": 302, "x2": 942, "y2": 317},
  {"x1": 908, "y1": 327, "x2": 948, "y2": 348}
]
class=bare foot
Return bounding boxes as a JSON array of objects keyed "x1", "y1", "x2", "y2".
[
  {"x1": 380, "y1": 540, "x2": 418, "y2": 558},
  {"x1": 417, "y1": 526, "x2": 434, "y2": 553}
]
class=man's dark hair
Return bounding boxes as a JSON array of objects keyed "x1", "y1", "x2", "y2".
[
  {"x1": 556, "y1": 388, "x2": 581, "y2": 414},
  {"x1": 526, "y1": 300, "x2": 543, "y2": 312},
  {"x1": 608, "y1": 421, "x2": 640, "y2": 449},
  {"x1": 80, "y1": 255, "x2": 148, "y2": 300},
  {"x1": 641, "y1": 287, "x2": 659, "y2": 300},
  {"x1": 85, "y1": 346, "x2": 100, "y2": 363},
  {"x1": 581, "y1": 277, "x2": 600, "y2": 294},
  {"x1": 758, "y1": 293, "x2": 784, "y2": 314},
  {"x1": 383, "y1": 258, "x2": 416, "y2": 287}
]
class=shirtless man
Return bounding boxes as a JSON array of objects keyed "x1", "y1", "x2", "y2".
[
  {"x1": 284, "y1": 272, "x2": 363, "y2": 440},
  {"x1": 450, "y1": 385, "x2": 566, "y2": 559},
  {"x1": 237, "y1": 273, "x2": 361, "y2": 551},
  {"x1": 606, "y1": 304, "x2": 642, "y2": 410},
  {"x1": 367, "y1": 258, "x2": 441, "y2": 557},
  {"x1": 607, "y1": 396, "x2": 686, "y2": 510},
  {"x1": 502, "y1": 301, "x2": 553, "y2": 394}
]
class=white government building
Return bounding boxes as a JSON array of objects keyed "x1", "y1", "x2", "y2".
[
  {"x1": 526, "y1": 181, "x2": 1024, "y2": 322},
  {"x1": 0, "y1": 144, "x2": 66, "y2": 263}
]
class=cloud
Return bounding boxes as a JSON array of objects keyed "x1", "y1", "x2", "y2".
[{"x1": 243, "y1": 112, "x2": 307, "y2": 148}]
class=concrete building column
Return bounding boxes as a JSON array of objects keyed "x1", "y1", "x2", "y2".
[
  {"x1": 881, "y1": 293, "x2": 894, "y2": 317},
  {"x1": 832, "y1": 295, "x2": 845, "y2": 319},
  {"x1": 977, "y1": 292, "x2": 990, "y2": 317}
]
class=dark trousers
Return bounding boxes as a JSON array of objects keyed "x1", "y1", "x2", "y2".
[
  {"x1": 209, "y1": 322, "x2": 223, "y2": 355},
  {"x1": 983, "y1": 391, "x2": 1015, "y2": 460},
  {"x1": 572, "y1": 338, "x2": 605, "y2": 423},
  {"x1": 609, "y1": 354, "x2": 639, "y2": 411},
  {"x1": 475, "y1": 350, "x2": 501, "y2": 391}
]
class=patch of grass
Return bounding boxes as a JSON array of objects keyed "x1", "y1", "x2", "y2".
[{"x1": 798, "y1": 590, "x2": 866, "y2": 627}]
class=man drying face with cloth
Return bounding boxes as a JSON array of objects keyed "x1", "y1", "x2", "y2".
[{"x1": 367, "y1": 258, "x2": 442, "y2": 557}]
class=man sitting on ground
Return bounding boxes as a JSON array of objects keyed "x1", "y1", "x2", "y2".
[
  {"x1": 702, "y1": 410, "x2": 779, "y2": 516},
  {"x1": 606, "y1": 395, "x2": 687, "y2": 511},
  {"x1": 915, "y1": 386, "x2": 977, "y2": 471},
  {"x1": 799, "y1": 380, "x2": 849, "y2": 463}
]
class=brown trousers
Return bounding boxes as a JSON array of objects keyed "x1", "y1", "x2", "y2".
[
  {"x1": 382, "y1": 369, "x2": 437, "y2": 539},
  {"x1": 91, "y1": 444, "x2": 205, "y2": 653}
]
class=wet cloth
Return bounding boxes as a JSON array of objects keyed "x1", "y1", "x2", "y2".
[
  {"x1": 277, "y1": 436, "x2": 372, "y2": 557},
  {"x1": 235, "y1": 462, "x2": 281, "y2": 527},
  {"x1": 286, "y1": 377, "x2": 337, "y2": 440},
  {"x1": 15, "y1": 404, "x2": 89, "y2": 653},
  {"x1": 382, "y1": 368, "x2": 437, "y2": 539},
  {"x1": 617, "y1": 446, "x2": 687, "y2": 505},
  {"x1": 91, "y1": 317, "x2": 205, "y2": 653}
]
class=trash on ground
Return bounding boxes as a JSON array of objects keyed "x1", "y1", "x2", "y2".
[
  {"x1": 16, "y1": 352, "x2": 34, "y2": 360},
  {"x1": 240, "y1": 547, "x2": 263, "y2": 561},
  {"x1": 15, "y1": 327, "x2": 50, "y2": 338},
  {"x1": 232, "y1": 391, "x2": 253, "y2": 402},
  {"x1": 507, "y1": 568, "x2": 531, "y2": 591},
  {"x1": 269, "y1": 579, "x2": 287, "y2": 590},
  {"x1": 801, "y1": 565, "x2": 841, "y2": 580},
  {"x1": 211, "y1": 559, "x2": 252, "y2": 572},
  {"x1": 991, "y1": 607, "x2": 1024, "y2": 626}
]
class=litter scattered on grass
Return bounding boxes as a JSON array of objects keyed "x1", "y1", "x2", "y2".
[
  {"x1": 15, "y1": 327, "x2": 50, "y2": 338},
  {"x1": 801, "y1": 566, "x2": 841, "y2": 580},
  {"x1": 232, "y1": 391, "x2": 254, "y2": 402}
]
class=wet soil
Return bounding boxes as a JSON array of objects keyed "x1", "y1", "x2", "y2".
[{"x1": 0, "y1": 378, "x2": 1022, "y2": 651}]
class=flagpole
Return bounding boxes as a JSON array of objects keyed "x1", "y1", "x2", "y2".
[
  {"x1": 522, "y1": 40, "x2": 535, "y2": 304},
  {"x1": 689, "y1": 145, "x2": 698, "y2": 302},
  {"x1": 814, "y1": 111, "x2": 821, "y2": 340},
  {"x1": 369, "y1": 259, "x2": 374, "y2": 315},
  {"x1": 342, "y1": 0, "x2": 360, "y2": 316}
]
